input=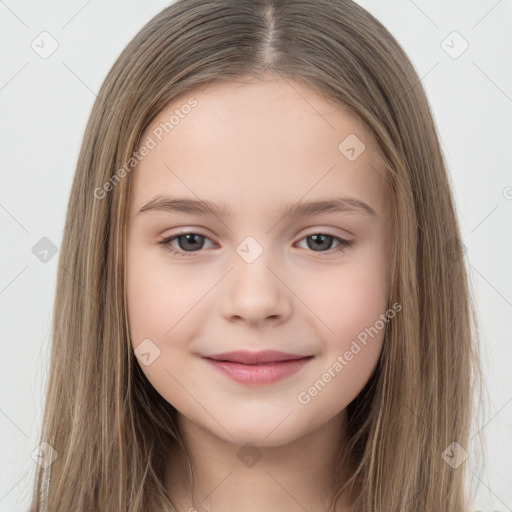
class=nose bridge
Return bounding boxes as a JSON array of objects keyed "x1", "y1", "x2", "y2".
[
  {"x1": 232, "y1": 233, "x2": 279, "y2": 293},
  {"x1": 219, "y1": 233, "x2": 292, "y2": 323},
  {"x1": 235, "y1": 234, "x2": 267, "y2": 266}
]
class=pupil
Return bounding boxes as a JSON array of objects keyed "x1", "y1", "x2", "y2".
[
  {"x1": 181, "y1": 234, "x2": 203, "y2": 251},
  {"x1": 309, "y1": 234, "x2": 332, "y2": 251}
]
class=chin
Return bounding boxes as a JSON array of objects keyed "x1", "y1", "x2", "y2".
[{"x1": 209, "y1": 415, "x2": 310, "y2": 448}]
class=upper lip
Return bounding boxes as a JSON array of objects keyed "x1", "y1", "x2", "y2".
[{"x1": 203, "y1": 350, "x2": 312, "y2": 365}]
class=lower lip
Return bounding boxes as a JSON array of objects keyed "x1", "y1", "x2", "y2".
[{"x1": 203, "y1": 357, "x2": 313, "y2": 385}]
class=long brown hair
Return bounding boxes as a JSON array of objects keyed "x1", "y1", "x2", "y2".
[{"x1": 28, "y1": 0, "x2": 483, "y2": 510}]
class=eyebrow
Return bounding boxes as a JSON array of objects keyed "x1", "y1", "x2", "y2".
[{"x1": 137, "y1": 195, "x2": 377, "y2": 219}]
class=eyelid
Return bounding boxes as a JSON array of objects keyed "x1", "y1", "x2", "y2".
[
  {"x1": 159, "y1": 224, "x2": 353, "y2": 241},
  {"x1": 297, "y1": 224, "x2": 354, "y2": 240}
]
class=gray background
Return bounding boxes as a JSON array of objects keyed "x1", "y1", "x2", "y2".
[{"x1": 1, "y1": 0, "x2": 511, "y2": 510}]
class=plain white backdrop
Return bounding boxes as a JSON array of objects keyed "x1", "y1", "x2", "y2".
[{"x1": 1, "y1": 1, "x2": 511, "y2": 510}]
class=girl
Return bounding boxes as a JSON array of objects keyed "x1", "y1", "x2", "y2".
[{"x1": 28, "y1": 0, "x2": 482, "y2": 510}]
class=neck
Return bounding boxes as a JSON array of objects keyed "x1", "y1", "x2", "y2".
[{"x1": 164, "y1": 411, "x2": 354, "y2": 512}]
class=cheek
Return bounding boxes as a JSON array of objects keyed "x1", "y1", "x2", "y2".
[
  {"x1": 301, "y1": 244, "x2": 390, "y2": 341},
  {"x1": 125, "y1": 248, "x2": 205, "y2": 411},
  {"x1": 126, "y1": 248, "x2": 205, "y2": 350},
  {"x1": 295, "y1": 247, "x2": 390, "y2": 401}
]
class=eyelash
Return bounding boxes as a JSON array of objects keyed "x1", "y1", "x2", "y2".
[{"x1": 158, "y1": 230, "x2": 353, "y2": 258}]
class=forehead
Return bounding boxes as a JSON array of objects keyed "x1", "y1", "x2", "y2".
[{"x1": 129, "y1": 75, "x2": 389, "y2": 220}]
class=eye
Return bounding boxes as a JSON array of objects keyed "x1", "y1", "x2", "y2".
[
  {"x1": 158, "y1": 230, "x2": 353, "y2": 257},
  {"x1": 159, "y1": 232, "x2": 214, "y2": 257},
  {"x1": 295, "y1": 231, "x2": 353, "y2": 254}
]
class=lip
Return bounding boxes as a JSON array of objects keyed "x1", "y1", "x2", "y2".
[
  {"x1": 202, "y1": 350, "x2": 313, "y2": 385},
  {"x1": 205, "y1": 350, "x2": 309, "y2": 364}
]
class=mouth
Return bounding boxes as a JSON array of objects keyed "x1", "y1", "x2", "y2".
[
  {"x1": 202, "y1": 350, "x2": 314, "y2": 385},
  {"x1": 204, "y1": 350, "x2": 311, "y2": 364}
]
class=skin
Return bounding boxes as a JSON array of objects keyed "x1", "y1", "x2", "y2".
[{"x1": 126, "y1": 71, "x2": 393, "y2": 512}]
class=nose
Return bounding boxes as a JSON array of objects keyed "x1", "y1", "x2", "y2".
[{"x1": 219, "y1": 253, "x2": 292, "y2": 326}]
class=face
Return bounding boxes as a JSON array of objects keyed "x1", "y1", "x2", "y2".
[{"x1": 125, "y1": 73, "x2": 393, "y2": 447}]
